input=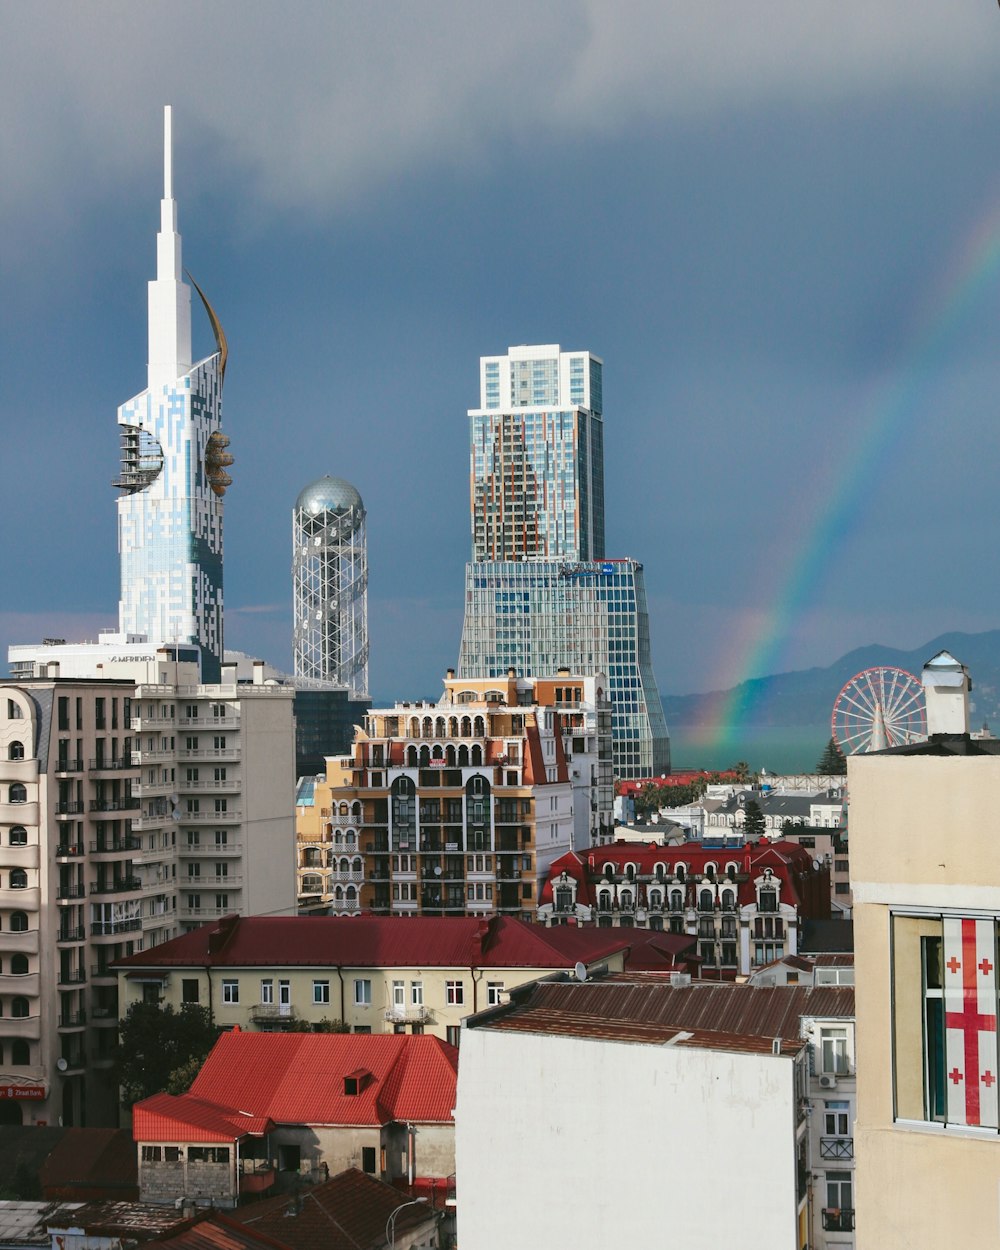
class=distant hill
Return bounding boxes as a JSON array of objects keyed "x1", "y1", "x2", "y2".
[{"x1": 663, "y1": 629, "x2": 1000, "y2": 732}]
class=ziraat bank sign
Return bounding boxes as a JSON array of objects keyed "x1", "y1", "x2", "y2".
[{"x1": 0, "y1": 1085, "x2": 46, "y2": 1100}]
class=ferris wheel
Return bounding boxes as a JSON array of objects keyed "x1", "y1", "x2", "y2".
[{"x1": 831, "y1": 666, "x2": 927, "y2": 755}]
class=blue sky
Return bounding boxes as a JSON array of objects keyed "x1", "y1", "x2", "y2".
[{"x1": 3, "y1": 2, "x2": 1000, "y2": 700}]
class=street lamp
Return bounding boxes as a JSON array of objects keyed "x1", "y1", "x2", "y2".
[{"x1": 385, "y1": 1196, "x2": 429, "y2": 1249}]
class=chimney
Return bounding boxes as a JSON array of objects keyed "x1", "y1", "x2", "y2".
[{"x1": 921, "y1": 651, "x2": 970, "y2": 737}]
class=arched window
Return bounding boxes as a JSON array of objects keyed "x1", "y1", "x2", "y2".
[
  {"x1": 10, "y1": 955, "x2": 28, "y2": 976},
  {"x1": 9, "y1": 827, "x2": 27, "y2": 847},
  {"x1": 11, "y1": 998, "x2": 29, "y2": 1018},
  {"x1": 10, "y1": 1040, "x2": 28, "y2": 1065},
  {"x1": 8, "y1": 785, "x2": 26, "y2": 805},
  {"x1": 9, "y1": 913, "x2": 28, "y2": 933},
  {"x1": 9, "y1": 870, "x2": 27, "y2": 890},
  {"x1": 8, "y1": 742, "x2": 24, "y2": 761}
]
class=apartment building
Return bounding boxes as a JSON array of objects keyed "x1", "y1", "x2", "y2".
[{"x1": 296, "y1": 671, "x2": 611, "y2": 918}]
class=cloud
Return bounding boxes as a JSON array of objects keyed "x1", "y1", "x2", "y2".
[{"x1": 1, "y1": 0, "x2": 995, "y2": 240}]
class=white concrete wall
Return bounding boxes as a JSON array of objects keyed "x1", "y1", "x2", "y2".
[{"x1": 455, "y1": 1028, "x2": 799, "y2": 1249}]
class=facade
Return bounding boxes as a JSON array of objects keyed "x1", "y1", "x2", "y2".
[
  {"x1": 116, "y1": 107, "x2": 230, "y2": 682},
  {"x1": 852, "y1": 652, "x2": 1000, "y2": 1247},
  {"x1": 132, "y1": 1031, "x2": 457, "y2": 1207},
  {"x1": 459, "y1": 344, "x2": 668, "y2": 780},
  {"x1": 114, "y1": 913, "x2": 631, "y2": 1047},
  {"x1": 295, "y1": 671, "x2": 616, "y2": 916},
  {"x1": 458, "y1": 558, "x2": 669, "y2": 777},
  {"x1": 0, "y1": 653, "x2": 296, "y2": 1128},
  {"x1": 292, "y1": 476, "x2": 369, "y2": 697},
  {"x1": 537, "y1": 838, "x2": 831, "y2": 979},
  {"x1": 456, "y1": 975, "x2": 821, "y2": 1250}
]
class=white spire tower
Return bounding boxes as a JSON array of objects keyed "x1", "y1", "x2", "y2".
[{"x1": 115, "y1": 106, "x2": 229, "y2": 682}]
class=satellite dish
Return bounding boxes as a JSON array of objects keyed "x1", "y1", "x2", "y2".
[
  {"x1": 574, "y1": 961, "x2": 588, "y2": 982},
  {"x1": 56, "y1": 1058, "x2": 68, "y2": 1072}
]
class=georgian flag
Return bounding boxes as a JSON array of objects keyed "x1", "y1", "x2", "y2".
[{"x1": 944, "y1": 917, "x2": 999, "y2": 1128}]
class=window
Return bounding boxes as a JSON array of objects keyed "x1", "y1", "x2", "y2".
[
  {"x1": 182, "y1": 979, "x2": 200, "y2": 1004},
  {"x1": 820, "y1": 1027, "x2": 850, "y2": 1075},
  {"x1": 313, "y1": 979, "x2": 331, "y2": 1005},
  {"x1": 825, "y1": 1100, "x2": 850, "y2": 1137},
  {"x1": 487, "y1": 981, "x2": 505, "y2": 1006},
  {"x1": 446, "y1": 980, "x2": 465, "y2": 1006},
  {"x1": 354, "y1": 978, "x2": 372, "y2": 1006},
  {"x1": 411, "y1": 981, "x2": 423, "y2": 1006},
  {"x1": 222, "y1": 979, "x2": 239, "y2": 1004}
]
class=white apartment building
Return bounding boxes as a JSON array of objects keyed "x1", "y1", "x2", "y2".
[{"x1": 0, "y1": 644, "x2": 295, "y2": 1129}]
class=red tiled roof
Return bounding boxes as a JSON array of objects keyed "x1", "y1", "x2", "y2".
[
  {"x1": 112, "y1": 915, "x2": 629, "y2": 972},
  {"x1": 135, "y1": 1034, "x2": 457, "y2": 1143}
]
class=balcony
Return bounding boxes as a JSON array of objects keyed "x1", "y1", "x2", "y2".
[
  {"x1": 90, "y1": 836, "x2": 142, "y2": 855},
  {"x1": 819, "y1": 1136, "x2": 854, "y2": 1160},
  {"x1": 821, "y1": 1209, "x2": 855, "y2": 1233},
  {"x1": 384, "y1": 1006, "x2": 429, "y2": 1024},
  {"x1": 91, "y1": 918, "x2": 142, "y2": 937}
]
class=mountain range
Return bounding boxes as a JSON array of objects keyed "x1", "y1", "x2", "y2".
[{"x1": 662, "y1": 629, "x2": 1000, "y2": 732}]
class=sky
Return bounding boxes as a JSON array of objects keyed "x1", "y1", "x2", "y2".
[{"x1": 3, "y1": 1, "x2": 1000, "y2": 704}]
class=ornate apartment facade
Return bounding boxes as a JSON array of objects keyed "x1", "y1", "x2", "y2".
[{"x1": 296, "y1": 672, "x2": 612, "y2": 919}]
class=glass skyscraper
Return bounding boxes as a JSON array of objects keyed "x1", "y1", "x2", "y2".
[
  {"x1": 115, "y1": 107, "x2": 229, "y2": 681},
  {"x1": 458, "y1": 345, "x2": 670, "y2": 777}
]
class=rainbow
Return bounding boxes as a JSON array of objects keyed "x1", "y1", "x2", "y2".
[{"x1": 693, "y1": 195, "x2": 1000, "y2": 755}]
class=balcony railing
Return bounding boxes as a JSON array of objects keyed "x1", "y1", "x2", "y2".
[
  {"x1": 819, "y1": 1136, "x2": 854, "y2": 1160},
  {"x1": 822, "y1": 1209, "x2": 855, "y2": 1233}
]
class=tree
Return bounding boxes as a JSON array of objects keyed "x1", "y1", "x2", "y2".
[
  {"x1": 743, "y1": 799, "x2": 766, "y2": 841},
  {"x1": 116, "y1": 1002, "x2": 218, "y2": 1106},
  {"x1": 816, "y1": 737, "x2": 847, "y2": 776}
]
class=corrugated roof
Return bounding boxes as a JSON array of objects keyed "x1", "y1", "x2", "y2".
[
  {"x1": 473, "y1": 978, "x2": 853, "y2": 1050},
  {"x1": 113, "y1": 915, "x2": 630, "y2": 972},
  {"x1": 135, "y1": 1034, "x2": 457, "y2": 1143},
  {"x1": 232, "y1": 1168, "x2": 438, "y2": 1250}
]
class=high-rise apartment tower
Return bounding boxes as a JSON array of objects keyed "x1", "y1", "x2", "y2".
[
  {"x1": 115, "y1": 107, "x2": 231, "y2": 682},
  {"x1": 459, "y1": 346, "x2": 669, "y2": 779}
]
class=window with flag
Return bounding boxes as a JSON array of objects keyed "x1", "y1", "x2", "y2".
[{"x1": 892, "y1": 913, "x2": 999, "y2": 1129}]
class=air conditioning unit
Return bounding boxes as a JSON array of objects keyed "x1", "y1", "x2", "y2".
[{"x1": 819, "y1": 1074, "x2": 838, "y2": 1089}]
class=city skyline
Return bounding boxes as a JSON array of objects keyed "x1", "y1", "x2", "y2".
[{"x1": 3, "y1": 3, "x2": 1000, "y2": 705}]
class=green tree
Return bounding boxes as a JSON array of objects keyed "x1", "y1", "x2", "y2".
[
  {"x1": 816, "y1": 737, "x2": 847, "y2": 776},
  {"x1": 743, "y1": 799, "x2": 766, "y2": 840},
  {"x1": 116, "y1": 1002, "x2": 218, "y2": 1106}
]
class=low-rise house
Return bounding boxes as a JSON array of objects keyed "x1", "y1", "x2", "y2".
[
  {"x1": 132, "y1": 1031, "x2": 457, "y2": 1208},
  {"x1": 114, "y1": 913, "x2": 632, "y2": 1045}
]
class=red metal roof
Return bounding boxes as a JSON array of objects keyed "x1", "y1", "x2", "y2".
[
  {"x1": 134, "y1": 1034, "x2": 457, "y2": 1143},
  {"x1": 113, "y1": 914, "x2": 630, "y2": 972}
]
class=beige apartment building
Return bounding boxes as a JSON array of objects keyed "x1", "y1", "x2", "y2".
[
  {"x1": 852, "y1": 651, "x2": 1000, "y2": 1246},
  {"x1": 296, "y1": 670, "x2": 612, "y2": 918},
  {"x1": 0, "y1": 646, "x2": 296, "y2": 1128}
]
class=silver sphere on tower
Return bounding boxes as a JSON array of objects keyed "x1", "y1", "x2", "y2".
[{"x1": 292, "y1": 476, "x2": 369, "y2": 696}]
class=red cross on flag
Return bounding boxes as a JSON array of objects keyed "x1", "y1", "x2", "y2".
[{"x1": 944, "y1": 916, "x2": 998, "y2": 1127}]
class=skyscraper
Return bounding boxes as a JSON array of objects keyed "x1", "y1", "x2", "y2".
[
  {"x1": 459, "y1": 345, "x2": 669, "y2": 778},
  {"x1": 115, "y1": 106, "x2": 231, "y2": 682},
  {"x1": 292, "y1": 475, "x2": 369, "y2": 696}
]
